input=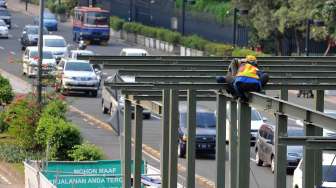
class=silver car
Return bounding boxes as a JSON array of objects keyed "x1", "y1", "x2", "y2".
[{"x1": 56, "y1": 60, "x2": 99, "y2": 97}]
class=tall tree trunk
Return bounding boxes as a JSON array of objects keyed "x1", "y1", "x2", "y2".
[{"x1": 275, "y1": 34, "x2": 283, "y2": 56}]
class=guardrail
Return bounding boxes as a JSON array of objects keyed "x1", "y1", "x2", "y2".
[{"x1": 99, "y1": 56, "x2": 336, "y2": 188}]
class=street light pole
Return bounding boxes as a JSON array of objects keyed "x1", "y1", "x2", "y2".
[
  {"x1": 232, "y1": 8, "x2": 238, "y2": 47},
  {"x1": 129, "y1": 0, "x2": 133, "y2": 22},
  {"x1": 305, "y1": 19, "x2": 312, "y2": 57},
  {"x1": 37, "y1": 0, "x2": 44, "y2": 105},
  {"x1": 181, "y1": 0, "x2": 186, "y2": 35}
]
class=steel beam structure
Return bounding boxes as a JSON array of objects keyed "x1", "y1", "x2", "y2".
[
  {"x1": 279, "y1": 137, "x2": 336, "y2": 149},
  {"x1": 216, "y1": 94, "x2": 227, "y2": 188},
  {"x1": 186, "y1": 90, "x2": 196, "y2": 188},
  {"x1": 168, "y1": 90, "x2": 179, "y2": 188},
  {"x1": 135, "y1": 76, "x2": 336, "y2": 84},
  {"x1": 119, "y1": 70, "x2": 336, "y2": 77},
  {"x1": 133, "y1": 104, "x2": 143, "y2": 188},
  {"x1": 122, "y1": 99, "x2": 132, "y2": 188},
  {"x1": 237, "y1": 101, "x2": 251, "y2": 188},
  {"x1": 161, "y1": 90, "x2": 170, "y2": 188},
  {"x1": 229, "y1": 100, "x2": 238, "y2": 188}
]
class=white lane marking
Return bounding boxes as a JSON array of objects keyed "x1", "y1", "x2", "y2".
[
  {"x1": 13, "y1": 24, "x2": 19, "y2": 28},
  {"x1": 250, "y1": 157, "x2": 257, "y2": 163},
  {"x1": 143, "y1": 150, "x2": 160, "y2": 163},
  {"x1": 9, "y1": 51, "x2": 16, "y2": 56},
  {"x1": 0, "y1": 46, "x2": 4, "y2": 50},
  {"x1": 0, "y1": 174, "x2": 11, "y2": 185},
  {"x1": 151, "y1": 114, "x2": 161, "y2": 120}
]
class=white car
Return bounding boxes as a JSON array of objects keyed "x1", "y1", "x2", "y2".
[
  {"x1": 0, "y1": 19, "x2": 8, "y2": 38},
  {"x1": 69, "y1": 50, "x2": 95, "y2": 60},
  {"x1": 225, "y1": 104, "x2": 266, "y2": 145},
  {"x1": 43, "y1": 35, "x2": 68, "y2": 61},
  {"x1": 22, "y1": 47, "x2": 56, "y2": 77},
  {"x1": 120, "y1": 48, "x2": 149, "y2": 56},
  {"x1": 293, "y1": 152, "x2": 336, "y2": 188},
  {"x1": 56, "y1": 60, "x2": 99, "y2": 97}
]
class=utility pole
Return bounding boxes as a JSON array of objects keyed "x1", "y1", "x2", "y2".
[
  {"x1": 37, "y1": 0, "x2": 44, "y2": 105},
  {"x1": 181, "y1": 0, "x2": 186, "y2": 35},
  {"x1": 25, "y1": 0, "x2": 28, "y2": 11}
]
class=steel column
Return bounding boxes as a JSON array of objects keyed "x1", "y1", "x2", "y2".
[
  {"x1": 134, "y1": 104, "x2": 143, "y2": 188},
  {"x1": 303, "y1": 113, "x2": 315, "y2": 188},
  {"x1": 274, "y1": 89, "x2": 288, "y2": 188},
  {"x1": 122, "y1": 99, "x2": 132, "y2": 188},
  {"x1": 314, "y1": 90, "x2": 324, "y2": 186},
  {"x1": 168, "y1": 90, "x2": 179, "y2": 188},
  {"x1": 186, "y1": 90, "x2": 196, "y2": 188},
  {"x1": 161, "y1": 90, "x2": 170, "y2": 188},
  {"x1": 237, "y1": 101, "x2": 251, "y2": 188},
  {"x1": 216, "y1": 94, "x2": 227, "y2": 188},
  {"x1": 229, "y1": 101, "x2": 238, "y2": 188}
]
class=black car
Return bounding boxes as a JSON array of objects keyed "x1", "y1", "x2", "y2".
[
  {"x1": 178, "y1": 107, "x2": 216, "y2": 158},
  {"x1": 0, "y1": 0, "x2": 7, "y2": 8},
  {"x1": 0, "y1": 8, "x2": 10, "y2": 28},
  {"x1": 255, "y1": 124, "x2": 303, "y2": 173},
  {"x1": 21, "y1": 25, "x2": 48, "y2": 50}
]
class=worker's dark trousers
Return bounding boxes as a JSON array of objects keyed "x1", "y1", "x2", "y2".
[{"x1": 224, "y1": 73, "x2": 269, "y2": 95}]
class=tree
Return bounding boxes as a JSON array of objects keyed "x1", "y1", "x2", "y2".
[{"x1": 233, "y1": 0, "x2": 288, "y2": 55}]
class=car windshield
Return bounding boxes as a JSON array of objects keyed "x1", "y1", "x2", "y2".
[
  {"x1": 65, "y1": 62, "x2": 92, "y2": 72},
  {"x1": 323, "y1": 165, "x2": 336, "y2": 182},
  {"x1": 0, "y1": 20, "x2": 5, "y2": 26},
  {"x1": 44, "y1": 39, "x2": 66, "y2": 47},
  {"x1": 85, "y1": 12, "x2": 109, "y2": 25},
  {"x1": 251, "y1": 110, "x2": 262, "y2": 121},
  {"x1": 180, "y1": 112, "x2": 216, "y2": 128},
  {"x1": 0, "y1": 10, "x2": 9, "y2": 16},
  {"x1": 27, "y1": 27, "x2": 48, "y2": 34},
  {"x1": 126, "y1": 52, "x2": 147, "y2": 56},
  {"x1": 44, "y1": 13, "x2": 56, "y2": 19},
  {"x1": 30, "y1": 51, "x2": 54, "y2": 59}
]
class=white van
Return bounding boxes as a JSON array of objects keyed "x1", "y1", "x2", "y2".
[
  {"x1": 120, "y1": 48, "x2": 149, "y2": 56},
  {"x1": 293, "y1": 153, "x2": 336, "y2": 188}
]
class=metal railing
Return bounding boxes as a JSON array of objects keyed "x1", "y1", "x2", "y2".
[{"x1": 93, "y1": 56, "x2": 336, "y2": 188}]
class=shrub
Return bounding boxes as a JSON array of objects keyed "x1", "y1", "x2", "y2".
[
  {"x1": 3, "y1": 97, "x2": 40, "y2": 150},
  {"x1": 231, "y1": 48, "x2": 267, "y2": 57},
  {"x1": 181, "y1": 35, "x2": 208, "y2": 50},
  {"x1": 205, "y1": 42, "x2": 234, "y2": 56},
  {"x1": 164, "y1": 31, "x2": 181, "y2": 45},
  {"x1": 110, "y1": 16, "x2": 125, "y2": 31},
  {"x1": 35, "y1": 116, "x2": 60, "y2": 149},
  {"x1": 47, "y1": 120, "x2": 82, "y2": 160},
  {"x1": 0, "y1": 112, "x2": 9, "y2": 133},
  {"x1": 42, "y1": 99, "x2": 67, "y2": 120},
  {"x1": 140, "y1": 26, "x2": 157, "y2": 38},
  {"x1": 0, "y1": 144, "x2": 43, "y2": 163},
  {"x1": 68, "y1": 143, "x2": 104, "y2": 161},
  {"x1": 55, "y1": 3, "x2": 67, "y2": 15},
  {"x1": 0, "y1": 75, "x2": 14, "y2": 105}
]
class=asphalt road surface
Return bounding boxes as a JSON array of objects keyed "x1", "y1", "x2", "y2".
[{"x1": 1, "y1": 4, "x2": 336, "y2": 188}]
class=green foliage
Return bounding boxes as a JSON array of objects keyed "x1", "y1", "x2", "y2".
[
  {"x1": 55, "y1": 3, "x2": 67, "y2": 14},
  {"x1": 47, "y1": 119, "x2": 82, "y2": 161},
  {"x1": 42, "y1": 99, "x2": 67, "y2": 120},
  {"x1": 0, "y1": 75, "x2": 14, "y2": 105},
  {"x1": 0, "y1": 144, "x2": 42, "y2": 163},
  {"x1": 0, "y1": 112, "x2": 9, "y2": 133},
  {"x1": 176, "y1": 0, "x2": 232, "y2": 23},
  {"x1": 68, "y1": 143, "x2": 104, "y2": 161},
  {"x1": 181, "y1": 35, "x2": 208, "y2": 50},
  {"x1": 231, "y1": 48, "x2": 267, "y2": 57},
  {"x1": 205, "y1": 42, "x2": 234, "y2": 56},
  {"x1": 3, "y1": 97, "x2": 40, "y2": 150},
  {"x1": 110, "y1": 16, "x2": 125, "y2": 31}
]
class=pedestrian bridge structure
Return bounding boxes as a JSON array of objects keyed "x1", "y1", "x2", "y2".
[{"x1": 79, "y1": 55, "x2": 336, "y2": 188}]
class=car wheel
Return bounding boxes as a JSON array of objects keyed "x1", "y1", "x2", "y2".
[
  {"x1": 91, "y1": 90, "x2": 98, "y2": 97},
  {"x1": 21, "y1": 46, "x2": 25, "y2": 51},
  {"x1": 255, "y1": 150, "x2": 263, "y2": 166},
  {"x1": 178, "y1": 141, "x2": 186, "y2": 158},
  {"x1": 271, "y1": 156, "x2": 275, "y2": 173},
  {"x1": 102, "y1": 100, "x2": 109, "y2": 114}
]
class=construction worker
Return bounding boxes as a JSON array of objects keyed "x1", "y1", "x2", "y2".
[{"x1": 217, "y1": 55, "x2": 269, "y2": 101}]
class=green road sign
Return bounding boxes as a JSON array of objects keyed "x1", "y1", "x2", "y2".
[{"x1": 43, "y1": 160, "x2": 145, "y2": 188}]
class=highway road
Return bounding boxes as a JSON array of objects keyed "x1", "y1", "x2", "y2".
[{"x1": 1, "y1": 3, "x2": 336, "y2": 187}]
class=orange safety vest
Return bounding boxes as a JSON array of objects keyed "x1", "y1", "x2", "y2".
[{"x1": 236, "y1": 63, "x2": 259, "y2": 79}]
